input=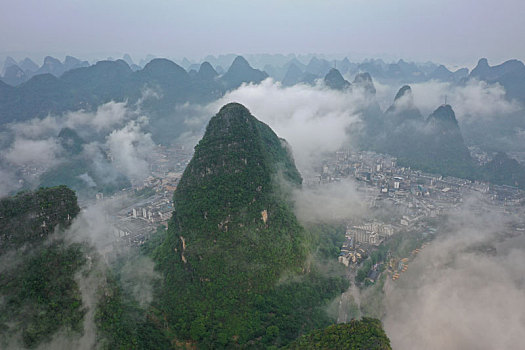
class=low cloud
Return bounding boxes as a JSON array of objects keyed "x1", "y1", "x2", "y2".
[
  {"x1": 66, "y1": 199, "x2": 119, "y2": 252},
  {"x1": 369, "y1": 78, "x2": 522, "y2": 124},
  {"x1": 81, "y1": 142, "x2": 122, "y2": 185},
  {"x1": 410, "y1": 79, "x2": 522, "y2": 122},
  {"x1": 65, "y1": 101, "x2": 129, "y2": 133},
  {"x1": 8, "y1": 101, "x2": 130, "y2": 140},
  {"x1": 293, "y1": 179, "x2": 366, "y2": 224},
  {"x1": 77, "y1": 173, "x2": 97, "y2": 188},
  {"x1": 120, "y1": 255, "x2": 159, "y2": 307},
  {"x1": 0, "y1": 167, "x2": 20, "y2": 197},
  {"x1": 0, "y1": 99, "x2": 154, "y2": 197},
  {"x1": 58, "y1": 197, "x2": 158, "y2": 348},
  {"x1": 136, "y1": 86, "x2": 162, "y2": 108},
  {"x1": 194, "y1": 78, "x2": 522, "y2": 174},
  {"x1": 106, "y1": 118, "x2": 154, "y2": 183},
  {"x1": 383, "y1": 197, "x2": 525, "y2": 350},
  {"x1": 206, "y1": 79, "x2": 367, "y2": 174},
  {"x1": 3, "y1": 137, "x2": 63, "y2": 167},
  {"x1": 9, "y1": 115, "x2": 61, "y2": 139}
]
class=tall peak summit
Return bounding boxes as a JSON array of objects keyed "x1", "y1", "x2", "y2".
[
  {"x1": 221, "y1": 56, "x2": 268, "y2": 90},
  {"x1": 324, "y1": 68, "x2": 351, "y2": 90},
  {"x1": 228, "y1": 55, "x2": 251, "y2": 70},
  {"x1": 353, "y1": 72, "x2": 376, "y2": 94},
  {"x1": 477, "y1": 58, "x2": 489, "y2": 67},
  {"x1": 394, "y1": 85, "x2": 412, "y2": 101},
  {"x1": 157, "y1": 103, "x2": 308, "y2": 345},
  {"x1": 427, "y1": 104, "x2": 458, "y2": 126},
  {"x1": 385, "y1": 85, "x2": 422, "y2": 122},
  {"x1": 197, "y1": 61, "x2": 218, "y2": 80}
]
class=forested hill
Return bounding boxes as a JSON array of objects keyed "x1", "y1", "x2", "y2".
[
  {"x1": 0, "y1": 186, "x2": 170, "y2": 349},
  {"x1": 0, "y1": 186, "x2": 86, "y2": 348},
  {"x1": 286, "y1": 318, "x2": 392, "y2": 350},
  {"x1": 0, "y1": 116, "x2": 391, "y2": 349},
  {"x1": 173, "y1": 102, "x2": 303, "y2": 232},
  {"x1": 153, "y1": 103, "x2": 350, "y2": 347},
  {"x1": 0, "y1": 185, "x2": 79, "y2": 254}
]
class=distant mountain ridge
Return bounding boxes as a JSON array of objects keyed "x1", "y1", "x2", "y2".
[
  {"x1": 359, "y1": 82, "x2": 525, "y2": 185},
  {"x1": 361, "y1": 83, "x2": 476, "y2": 178},
  {"x1": 8, "y1": 54, "x2": 525, "y2": 91},
  {"x1": 469, "y1": 58, "x2": 525, "y2": 102},
  {"x1": 1, "y1": 55, "x2": 89, "y2": 86},
  {"x1": 220, "y1": 55, "x2": 268, "y2": 90},
  {"x1": 0, "y1": 55, "x2": 268, "y2": 127},
  {"x1": 324, "y1": 68, "x2": 351, "y2": 90},
  {"x1": 481, "y1": 152, "x2": 525, "y2": 189},
  {"x1": 3, "y1": 54, "x2": 523, "y2": 129}
]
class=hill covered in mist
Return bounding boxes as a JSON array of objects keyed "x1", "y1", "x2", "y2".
[
  {"x1": 0, "y1": 105, "x2": 391, "y2": 349},
  {"x1": 0, "y1": 186, "x2": 85, "y2": 348},
  {"x1": 153, "y1": 103, "x2": 354, "y2": 347},
  {"x1": 2, "y1": 54, "x2": 525, "y2": 199}
]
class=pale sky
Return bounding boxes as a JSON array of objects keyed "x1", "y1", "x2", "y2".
[{"x1": 1, "y1": 0, "x2": 524, "y2": 66}]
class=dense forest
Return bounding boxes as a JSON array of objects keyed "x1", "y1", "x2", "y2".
[
  {"x1": 0, "y1": 186, "x2": 85, "y2": 348},
  {"x1": 0, "y1": 185, "x2": 79, "y2": 254},
  {"x1": 151, "y1": 103, "x2": 346, "y2": 347},
  {"x1": 287, "y1": 318, "x2": 391, "y2": 350},
  {"x1": 0, "y1": 241, "x2": 87, "y2": 348},
  {"x1": 0, "y1": 107, "x2": 391, "y2": 349}
]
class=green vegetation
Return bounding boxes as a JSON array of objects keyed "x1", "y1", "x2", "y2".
[
  {"x1": 286, "y1": 318, "x2": 391, "y2": 350},
  {"x1": 95, "y1": 274, "x2": 171, "y2": 350},
  {"x1": 0, "y1": 186, "x2": 86, "y2": 348},
  {"x1": 353, "y1": 229, "x2": 435, "y2": 319},
  {"x1": 0, "y1": 241, "x2": 87, "y2": 348},
  {"x1": 0, "y1": 104, "x2": 395, "y2": 349},
  {"x1": 153, "y1": 103, "x2": 349, "y2": 347},
  {"x1": 253, "y1": 271, "x2": 348, "y2": 348},
  {"x1": 384, "y1": 231, "x2": 428, "y2": 259},
  {"x1": 134, "y1": 186, "x2": 156, "y2": 198},
  {"x1": 481, "y1": 152, "x2": 525, "y2": 189},
  {"x1": 0, "y1": 185, "x2": 79, "y2": 254},
  {"x1": 364, "y1": 103, "x2": 478, "y2": 180},
  {"x1": 356, "y1": 244, "x2": 389, "y2": 285},
  {"x1": 39, "y1": 155, "x2": 131, "y2": 197},
  {"x1": 307, "y1": 223, "x2": 347, "y2": 259},
  {"x1": 140, "y1": 225, "x2": 168, "y2": 256}
]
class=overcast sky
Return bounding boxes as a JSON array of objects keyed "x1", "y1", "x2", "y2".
[{"x1": 1, "y1": 0, "x2": 524, "y2": 66}]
